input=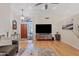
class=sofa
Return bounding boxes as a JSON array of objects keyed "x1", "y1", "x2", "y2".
[{"x1": 0, "y1": 45, "x2": 18, "y2": 56}]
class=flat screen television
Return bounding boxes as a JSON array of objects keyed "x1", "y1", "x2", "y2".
[{"x1": 36, "y1": 24, "x2": 52, "y2": 33}]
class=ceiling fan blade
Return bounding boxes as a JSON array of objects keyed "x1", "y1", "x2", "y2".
[
  {"x1": 35, "y1": 3, "x2": 43, "y2": 6},
  {"x1": 45, "y1": 4, "x2": 48, "y2": 10}
]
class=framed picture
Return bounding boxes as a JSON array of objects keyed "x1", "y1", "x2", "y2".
[
  {"x1": 62, "y1": 19, "x2": 73, "y2": 30},
  {"x1": 12, "y1": 20, "x2": 17, "y2": 30}
]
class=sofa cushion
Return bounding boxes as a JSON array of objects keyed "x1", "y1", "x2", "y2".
[{"x1": 0, "y1": 45, "x2": 17, "y2": 55}]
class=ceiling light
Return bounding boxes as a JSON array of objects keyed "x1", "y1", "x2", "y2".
[
  {"x1": 20, "y1": 8, "x2": 25, "y2": 20},
  {"x1": 20, "y1": 15, "x2": 25, "y2": 20},
  {"x1": 35, "y1": 3, "x2": 59, "y2": 10}
]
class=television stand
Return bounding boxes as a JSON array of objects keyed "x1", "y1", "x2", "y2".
[{"x1": 36, "y1": 33, "x2": 52, "y2": 41}]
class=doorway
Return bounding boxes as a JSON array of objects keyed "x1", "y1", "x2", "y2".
[
  {"x1": 21, "y1": 17, "x2": 33, "y2": 40},
  {"x1": 21, "y1": 24, "x2": 27, "y2": 38},
  {"x1": 26, "y1": 18, "x2": 33, "y2": 40}
]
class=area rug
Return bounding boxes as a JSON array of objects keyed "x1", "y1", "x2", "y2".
[
  {"x1": 17, "y1": 40, "x2": 57, "y2": 56},
  {"x1": 20, "y1": 48, "x2": 56, "y2": 56}
]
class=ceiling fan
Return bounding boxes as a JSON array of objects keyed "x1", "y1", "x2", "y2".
[{"x1": 35, "y1": 3, "x2": 59, "y2": 10}]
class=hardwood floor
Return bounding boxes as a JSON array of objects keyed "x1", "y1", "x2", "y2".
[
  {"x1": 19, "y1": 40, "x2": 27, "y2": 49},
  {"x1": 19, "y1": 40, "x2": 79, "y2": 56},
  {"x1": 34, "y1": 40, "x2": 79, "y2": 56}
]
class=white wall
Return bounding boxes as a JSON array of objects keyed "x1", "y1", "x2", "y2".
[
  {"x1": 59, "y1": 16, "x2": 79, "y2": 49},
  {"x1": 73, "y1": 14, "x2": 79, "y2": 38},
  {"x1": 0, "y1": 4, "x2": 11, "y2": 36},
  {"x1": 0, "y1": 4, "x2": 12, "y2": 46},
  {"x1": 31, "y1": 16, "x2": 63, "y2": 40}
]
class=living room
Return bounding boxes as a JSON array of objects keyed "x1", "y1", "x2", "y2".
[{"x1": 0, "y1": 3, "x2": 79, "y2": 56}]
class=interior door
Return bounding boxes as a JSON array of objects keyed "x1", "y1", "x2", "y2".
[{"x1": 21, "y1": 24, "x2": 27, "y2": 38}]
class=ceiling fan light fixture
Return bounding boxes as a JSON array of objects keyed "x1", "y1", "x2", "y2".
[{"x1": 35, "y1": 3, "x2": 60, "y2": 10}]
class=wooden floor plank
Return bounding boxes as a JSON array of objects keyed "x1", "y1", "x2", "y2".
[
  {"x1": 19, "y1": 40, "x2": 79, "y2": 56},
  {"x1": 34, "y1": 40, "x2": 79, "y2": 56}
]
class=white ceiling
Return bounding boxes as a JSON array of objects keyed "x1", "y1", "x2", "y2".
[{"x1": 10, "y1": 3, "x2": 79, "y2": 20}]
